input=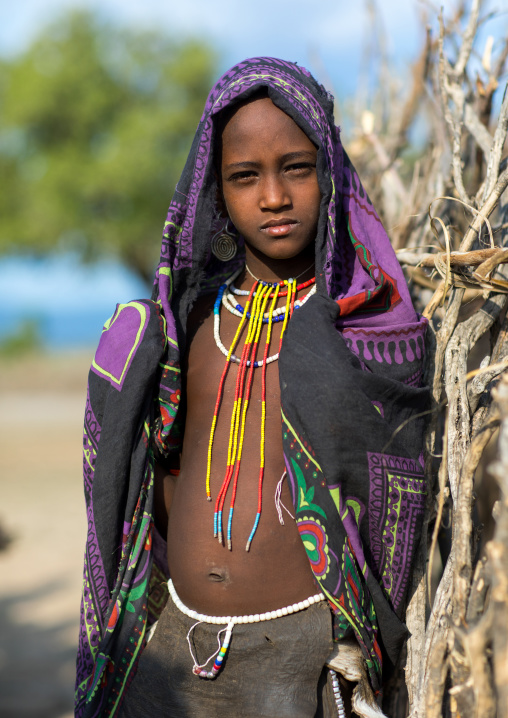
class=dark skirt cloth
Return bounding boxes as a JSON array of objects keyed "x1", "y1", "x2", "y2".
[{"x1": 120, "y1": 594, "x2": 336, "y2": 718}]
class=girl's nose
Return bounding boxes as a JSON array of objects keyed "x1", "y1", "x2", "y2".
[{"x1": 259, "y1": 175, "x2": 291, "y2": 211}]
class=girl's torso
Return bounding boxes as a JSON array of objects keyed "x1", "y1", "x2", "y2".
[{"x1": 166, "y1": 292, "x2": 318, "y2": 616}]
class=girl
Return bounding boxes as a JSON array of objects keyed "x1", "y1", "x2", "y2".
[{"x1": 76, "y1": 57, "x2": 428, "y2": 718}]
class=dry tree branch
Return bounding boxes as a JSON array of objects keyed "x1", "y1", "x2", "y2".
[
  {"x1": 423, "y1": 167, "x2": 508, "y2": 318},
  {"x1": 452, "y1": 0, "x2": 480, "y2": 79},
  {"x1": 362, "y1": 2, "x2": 508, "y2": 714},
  {"x1": 463, "y1": 166, "x2": 508, "y2": 250},
  {"x1": 481, "y1": 82, "x2": 508, "y2": 201},
  {"x1": 405, "y1": 522, "x2": 430, "y2": 717},
  {"x1": 486, "y1": 376, "x2": 508, "y2": 716},
  {"x1": 448, "y1": 608, "x2": 495, "y2": 718},
  {"x1": 467, "y1": 357, "x2": 508, "y2": 413},
  {"x1": 391, "y1": 27, "x2": 433, "y2": 160},
  {"x1": 421, "y1": 558, "x2": 453, "y2": 718},
  {"x1": 438, "y1": 35, "x2": 470, "y2": 205},
  {"x1": 421, "y1": 287, "x2": 507, "y2": 718},
  {"x1": 427, "y1": 411, "x2": 449, "y2": 602},
  {"x1": 464, "y1": 101, "x2": 494, "y2": 156},
  {"x1": 445, "y1": 286, "x2": 508, "y2": 504},
  {"x1": 397, "y1": 246, "x2": 506, "y2": 267},
  {"x1": 465, "y1": 554, "x2": 489, "y2": 623}
]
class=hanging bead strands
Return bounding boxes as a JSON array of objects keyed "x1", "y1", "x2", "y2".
[
  {"x1": 168, "y1": 578, "x2": 325, "y2": 680},
  {"x1": 216, "y1": 281, "x2": 275, "y2": 548},
  {"x1": 207, "y1": 265, "x2": 313, "y2": 550},
  {"x1": 244, "y1": 281, "x2": 280, "y2": 552},
  {"x1": 206, "y1": 267, "x2": 250, "y2": 501}
]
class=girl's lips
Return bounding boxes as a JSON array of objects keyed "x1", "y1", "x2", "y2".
[{"x1": 260, "y1": 222, "x2": 297, "y2": 237}]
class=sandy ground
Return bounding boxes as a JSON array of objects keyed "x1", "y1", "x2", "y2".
[{"x1": 0, "y1": 352, "x2": 93, "y2": 718}]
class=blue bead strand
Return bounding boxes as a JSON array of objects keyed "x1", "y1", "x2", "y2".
[
  {"x1": 226, "y1": 507, "x2": 234, "y2": 550},
  {"x1": 245, "y1": 512, "x2": 261, "y2": 552}
]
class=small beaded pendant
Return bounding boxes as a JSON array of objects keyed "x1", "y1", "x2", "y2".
[{"x1": 168, "y1": 579, "x2": 325, "y2": 682}]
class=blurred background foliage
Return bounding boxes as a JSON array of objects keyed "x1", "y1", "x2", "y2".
[
  {"x1": 0, "y1": 319, "x2": 42, "y2": 358},
  {"x1": 0, "y1": 10, "x2": 217, "y2": 283}
]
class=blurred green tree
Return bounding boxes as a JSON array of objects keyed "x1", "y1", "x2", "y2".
[{"x1": 0, "y1": 11, "x2": 217, "y2": 283}]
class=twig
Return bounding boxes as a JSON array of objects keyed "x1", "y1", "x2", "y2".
[
  {"x1": 424, "y1": 168, "x2": 508, "y2": 318},
  {"x1": 391, "y1": 27, "x2": 433, "y2": 159},
  {"x1": 464, "y1": 100, "x2": 493, "y2": 156},
  {"x1": 482, "y1": 82, "x2": 508, "y2": 201},
  {"x1": 465, "y1": 555, "x2": 489, "y2": 623},
  {"x1": 487, "y1": 376, "x2": 508, "y2": 716},
  {"x1": 438, "y1": 13, "x2": 471, "y2": 205},
  {"x1": 428, "y1": 410, "x2": 449, "y2": 603},
  {"x1": 453, "y1": 0, "x2": 480, "y2": 79},
  {"x1": 398, "y1": 246, "x2": 507, "y2": 268}
]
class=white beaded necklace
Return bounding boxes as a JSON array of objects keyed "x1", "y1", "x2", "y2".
[
  {"x1": 213, "y1": 271, "x2": 316, "y2": 367},
  {"x1": 168, "y1": 578, "x2": 325, "y2": 680},
  {"x1": 222, "y1": 284, "x2": 317, "y2": 321}
]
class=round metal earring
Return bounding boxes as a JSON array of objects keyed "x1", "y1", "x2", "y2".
[{"x1": 211, "y1": 220, "x2": 237, "y2": 261}]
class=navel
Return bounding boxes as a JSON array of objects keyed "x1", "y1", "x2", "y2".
[{"x1": 207, "y1": 568, "x2": 229, "y2": 583}]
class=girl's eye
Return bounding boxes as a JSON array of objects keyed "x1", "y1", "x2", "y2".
[
  {"x1": 228, "y1": 171, "x2": 257, "y2": 182},
  {"x1": 285, "y1": 163, "x2": 315, "y2": 175}
]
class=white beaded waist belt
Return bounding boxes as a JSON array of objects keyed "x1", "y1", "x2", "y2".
[{"x1": 167, "y1": 578, "x2": 325, "y2": 680}]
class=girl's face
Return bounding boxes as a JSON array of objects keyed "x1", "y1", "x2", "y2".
[{"x1": 220, "y1": 97, "x2": 321, "y2": 263}]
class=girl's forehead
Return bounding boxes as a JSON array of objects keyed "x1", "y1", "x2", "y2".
[{"x1": 220, "y1": 97, "x2": 312, "y2": 150}]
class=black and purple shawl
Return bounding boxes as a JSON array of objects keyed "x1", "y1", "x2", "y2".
[{"x1": 76, "y1": 57, "x2": 428, "y2": 717}]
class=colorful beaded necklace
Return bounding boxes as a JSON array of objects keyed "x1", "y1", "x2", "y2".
[
  {"x1": 222, "y1": 278, "x2": 317, "y2": 324},
  {"x1": 206, "y1": 266, "x2": 316, "y2": 551}
]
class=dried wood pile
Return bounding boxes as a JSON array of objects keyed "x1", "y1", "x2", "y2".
[{"x1": 345, "y1": 2, "x2": 508, "y2": 715}]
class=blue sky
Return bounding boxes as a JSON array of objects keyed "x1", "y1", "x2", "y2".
[
  {"x1": 0, "y1": 0, "x2": 506, "y2": 347},
  {"x1": 3, "y1": 0, "x2": 504, "y2": 97}
]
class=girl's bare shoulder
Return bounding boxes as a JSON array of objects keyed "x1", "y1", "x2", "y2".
[{"x1": 186, "y1": 292, "x2": 215, "y2": 343}]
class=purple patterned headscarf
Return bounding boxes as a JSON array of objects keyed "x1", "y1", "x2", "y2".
[
  {"x1": 153, "y1": 58, "x2": 424, "y2": 350},
  {"x1": 76, "y1": 58, "x2": 428, "y2": 717}
]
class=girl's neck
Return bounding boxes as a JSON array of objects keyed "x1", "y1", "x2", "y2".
[{"x1": 241, "y1": 246, "x2": 315, "y2": 286}]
